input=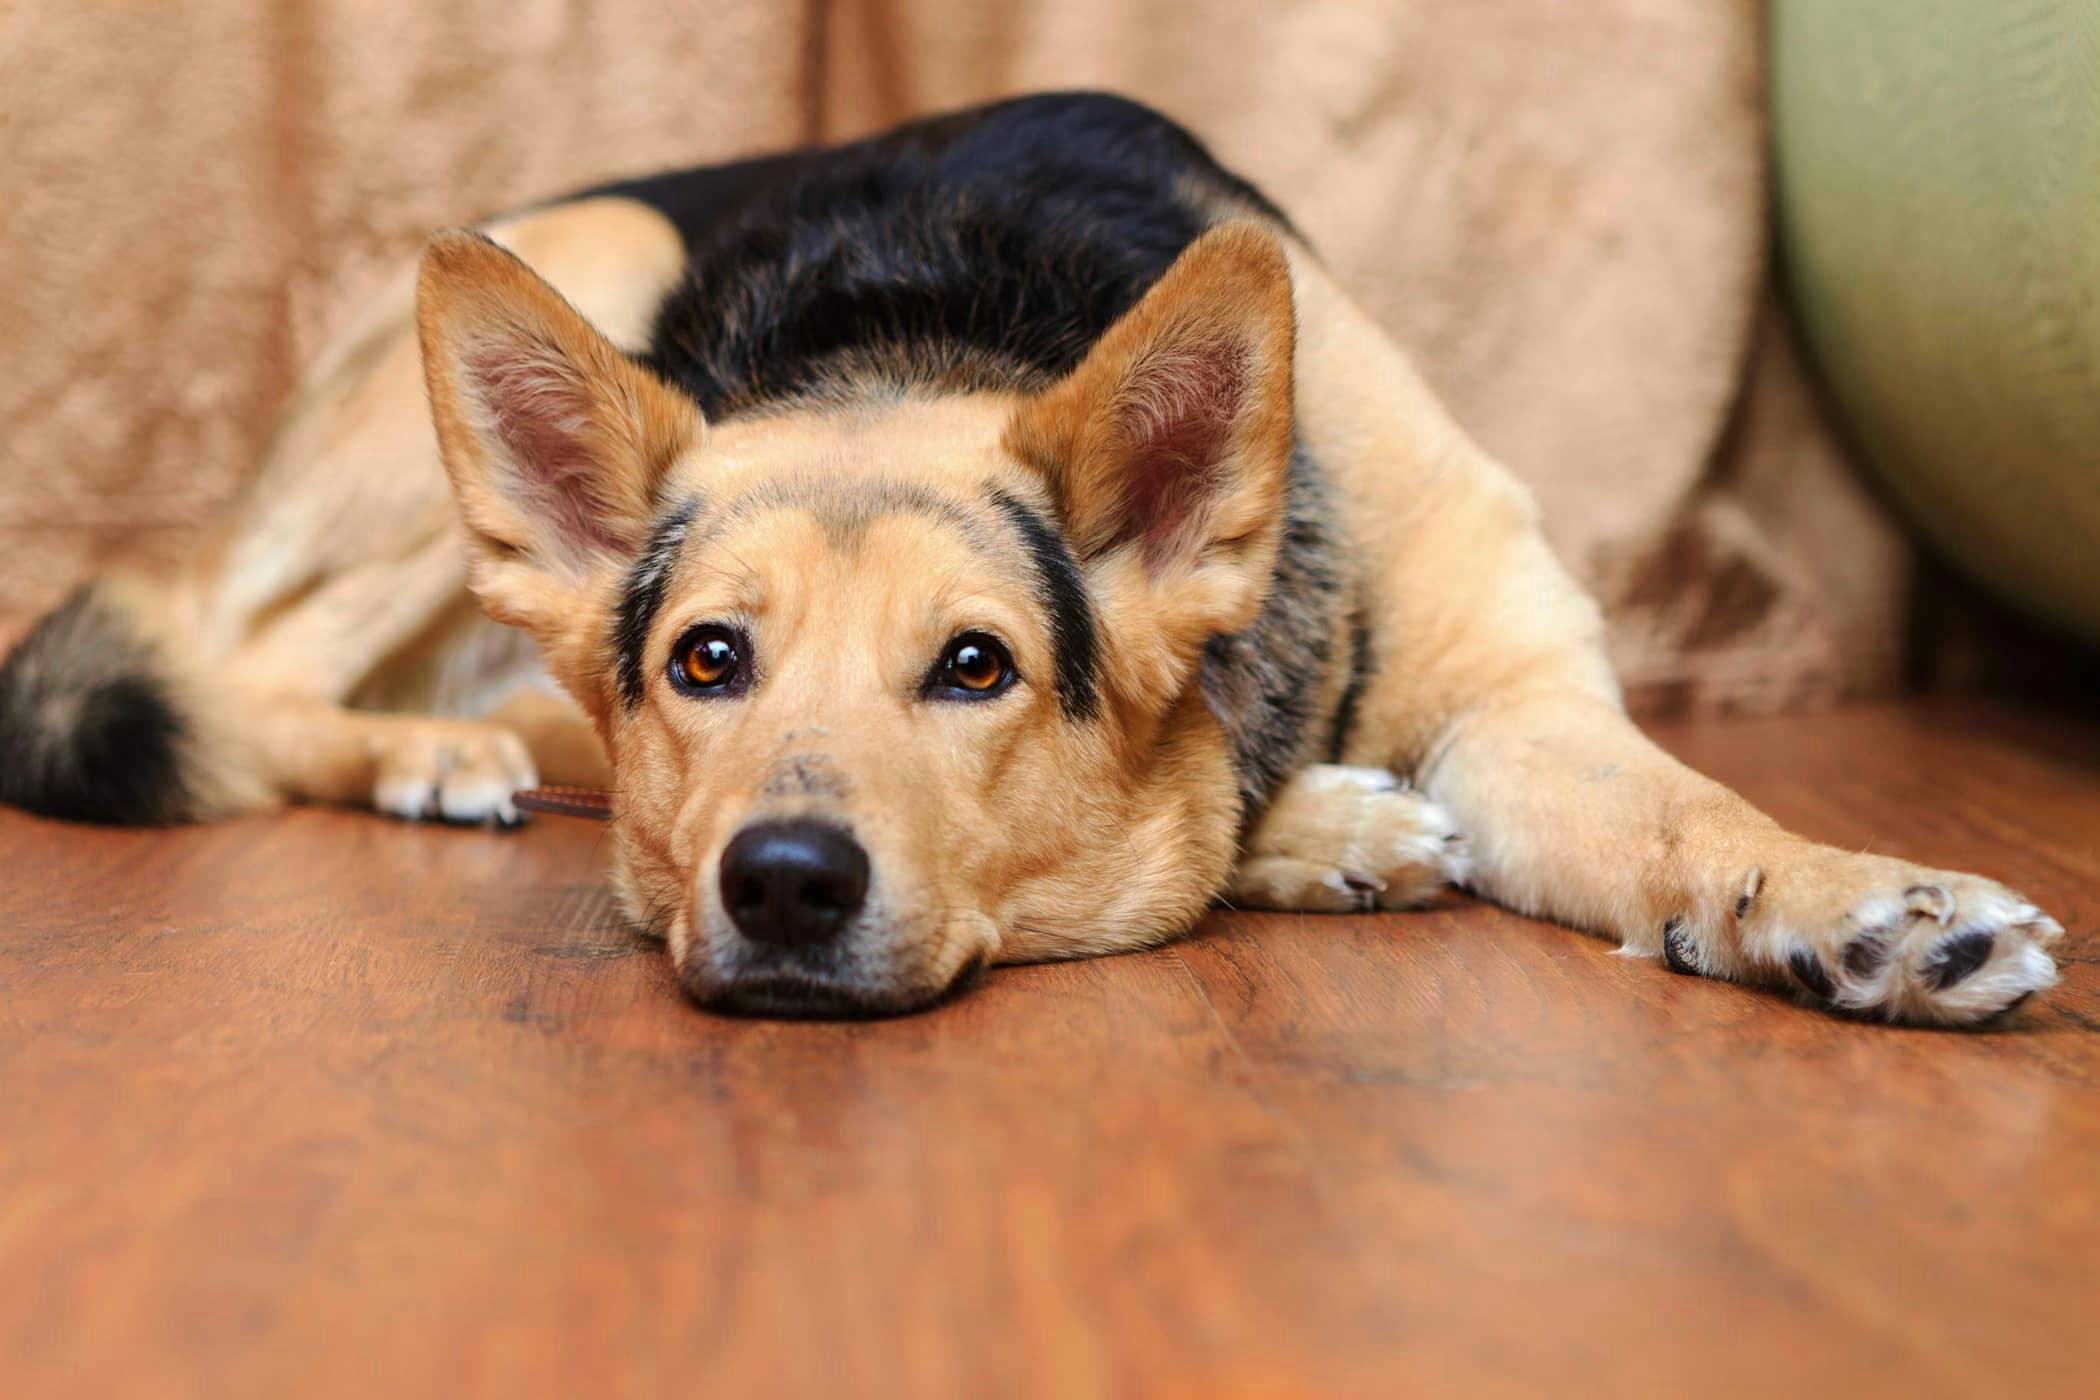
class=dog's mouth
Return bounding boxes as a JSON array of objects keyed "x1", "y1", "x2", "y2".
[{"x1": 686, "y1": 954, "x2": 990, "y2": 1020}]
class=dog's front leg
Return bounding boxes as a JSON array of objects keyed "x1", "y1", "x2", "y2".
[
  {"x1": 1279, "y1": 235, "x2": 2061, "y2": 1024},
  {"x1": 1417, "y1": 685, "x2": 2063, "y2": 1023}
]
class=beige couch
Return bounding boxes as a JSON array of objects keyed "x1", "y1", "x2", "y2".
[{"x1": 0, "y1": 0, "x2": 1908, "y2": 714}]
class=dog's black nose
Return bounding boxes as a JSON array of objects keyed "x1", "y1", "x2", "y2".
[{"x1": 719, "y1": 821, "x2": 870, "y2": 948}]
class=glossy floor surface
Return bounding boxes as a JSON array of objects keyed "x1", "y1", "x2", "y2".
[{"x1": 4, "y1": 701, "x2": 2094, "y2": 1397}]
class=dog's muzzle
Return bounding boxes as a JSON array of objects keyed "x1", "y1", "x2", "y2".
[{"x1": 694, "y1": 817, "x2": 967, "y2": 1018}]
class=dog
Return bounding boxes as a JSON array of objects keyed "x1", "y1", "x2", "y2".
[{"x1": 0, "y1": 93, "x2": 2063, "y2": 1020}]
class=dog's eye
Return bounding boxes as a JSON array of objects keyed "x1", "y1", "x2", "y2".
[
  {"x1": 931, "y1": 633, "x2": 1015, "y2": 699},
  {"x1": 669, "y1": 624, "x2": 745, "y2": 696}
]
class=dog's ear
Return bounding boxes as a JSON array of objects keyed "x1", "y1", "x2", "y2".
[
  {"x1": 1006, "y1": 221, "x2": 1296, "y2": 701},
  {"x1": 417, "y1": 230, "x2": 700, "y2": 711}
]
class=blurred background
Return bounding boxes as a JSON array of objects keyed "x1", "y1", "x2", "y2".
[{"x1": 2, "y1": 0, "x2": 2093, "y2": 714}]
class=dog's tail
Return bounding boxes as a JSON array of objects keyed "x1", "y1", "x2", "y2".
[{"x1": 0, "y1": 580, "x2": 259, "y2": 824}]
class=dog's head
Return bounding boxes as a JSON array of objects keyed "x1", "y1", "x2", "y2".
[{"x1": 416, "y1": 222, "x2": 1296, "y2": 1014}]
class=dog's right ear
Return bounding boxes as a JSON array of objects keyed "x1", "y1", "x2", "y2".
[{"x1": 416, "y1": 231, "x2": 700, "y2": 711}]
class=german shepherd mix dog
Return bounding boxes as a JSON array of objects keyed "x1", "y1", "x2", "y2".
[{"x1": 0, "y1": 95, "x2": 2063, "y2": 1020}]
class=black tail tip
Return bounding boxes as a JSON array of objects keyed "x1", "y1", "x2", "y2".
[{"x1": 0, "y1": 589, "x2": 191, "y2": 825}]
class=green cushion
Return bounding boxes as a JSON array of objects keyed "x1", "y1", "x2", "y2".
[{"x1": 1771, "y1": 0, "x2": 2100, "y2": 642}]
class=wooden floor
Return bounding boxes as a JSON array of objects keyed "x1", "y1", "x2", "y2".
[{"x1": 3, "y1": 700, "x2": 2095, "y2": 1397}]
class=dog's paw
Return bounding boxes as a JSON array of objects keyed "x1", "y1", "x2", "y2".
[
  {"x1": 1653, "y1": 847, "x2": 2063, "y2": 1026},
  {"x1": 371, "y1": 720, "x2": 537, "y2": 829},
  {"x1": 1229, "y1": 764, "x2": 1470, "y2": 913}
]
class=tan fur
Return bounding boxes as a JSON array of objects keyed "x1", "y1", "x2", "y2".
[
  {"x1": 1278, "y1": 240, "x2": 2061, "y2": 1023},
  {"x1": 417, "y1": 228, "x2": 702, "y2": 723},
  {"x1": 59, "y1": 189, "x2": 2058, "y2": 1024},
  {"x1": 1009, "y1": 225, "x2": 1295, "y2": 620},
  {"x1": 106, "y1": 198, "x2": 682, "y2": 822},
  {"x1": 1230, "y1": 764, "x2": 1468, "y2": 913},
  {"x1": 415, "y1": 229, "x2": 1299, "y2": 1006}
]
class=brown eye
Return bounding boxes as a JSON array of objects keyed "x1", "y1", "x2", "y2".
[
  {"x1": 669, "y1": 624, "x2": 744, "y2": 696},
  {"x1": 933, "y1": 632, "x2": 1015, "y2": 699}
]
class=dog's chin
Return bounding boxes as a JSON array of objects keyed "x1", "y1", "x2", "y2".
[{"x1": 680, "y1": 955, "x2": 989, "y2": 1021}]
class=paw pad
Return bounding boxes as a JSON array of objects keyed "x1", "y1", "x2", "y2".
[
  {"x1": 1924, "y1": 930, "x2": 1994, "y2": 989},
  {"x1": 1786, "y1": 945, "x2": 1836, "y2": 1002},
  {"x1": 1841, "y1": 931, "x2": 1892, "y2": 977}
]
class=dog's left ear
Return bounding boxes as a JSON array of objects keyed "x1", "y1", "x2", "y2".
[
  {"x1": 1006, "y1": 222, "x2": 1296, "y2": 698},
  {"x1": 417, "y1": 230, "x2": 700, "y2": 718}
]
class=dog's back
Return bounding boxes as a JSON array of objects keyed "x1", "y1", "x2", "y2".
[{"x1": 590, "y1": 92, "x2": 1285, "y2": 412}]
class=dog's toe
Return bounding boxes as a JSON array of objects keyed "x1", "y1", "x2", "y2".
[
  {"x1": 374, "y1": 775, "x2": 441, "y2": 822},
  {"x1": 438, "y1": 773, "x2": 524, "y2": 827},
  {"x1": 371, "y1": 720, "x2": 536, "y2": 829}
]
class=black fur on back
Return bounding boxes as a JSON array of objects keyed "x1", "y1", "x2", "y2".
[
  {"x1": 0, "y1": 588, "x2": 190, "y2": 824},
  {"x1": 591, "y1": 93, "x2": 1287, "y2": 416}
]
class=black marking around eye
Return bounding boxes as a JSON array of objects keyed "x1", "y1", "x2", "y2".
[
  {"x1": 612, "y1": 495, "x2": 701, "y2": 709},
  {"x1": 988, "y1": 489, "x2": 1099, "y2": 721}
]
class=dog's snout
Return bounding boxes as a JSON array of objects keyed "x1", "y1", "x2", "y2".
[{"x1": 719, "y1": 820, "x2": 870, "y2": 948}]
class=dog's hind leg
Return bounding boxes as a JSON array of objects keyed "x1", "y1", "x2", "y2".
[
  {"x1": 26, "y1": 196, "x2": 675, "y2": 827},
  {"x1": 182, "y1": 199, "x2": 674, "y2": 826},
  {"x1": 1230, "y1": 764, "x2": 1469, "y2": 913},
  {"x1": 2, "y1": 194, "x2": 676, "y2": 828},
  {"x1": 1283, "y1": 240, "x2": 2063, "y2": 1025}
]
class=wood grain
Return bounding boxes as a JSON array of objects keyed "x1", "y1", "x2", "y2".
[{"x1": 1, "y1": 699, "x2": 2094, "y2": 1397}]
